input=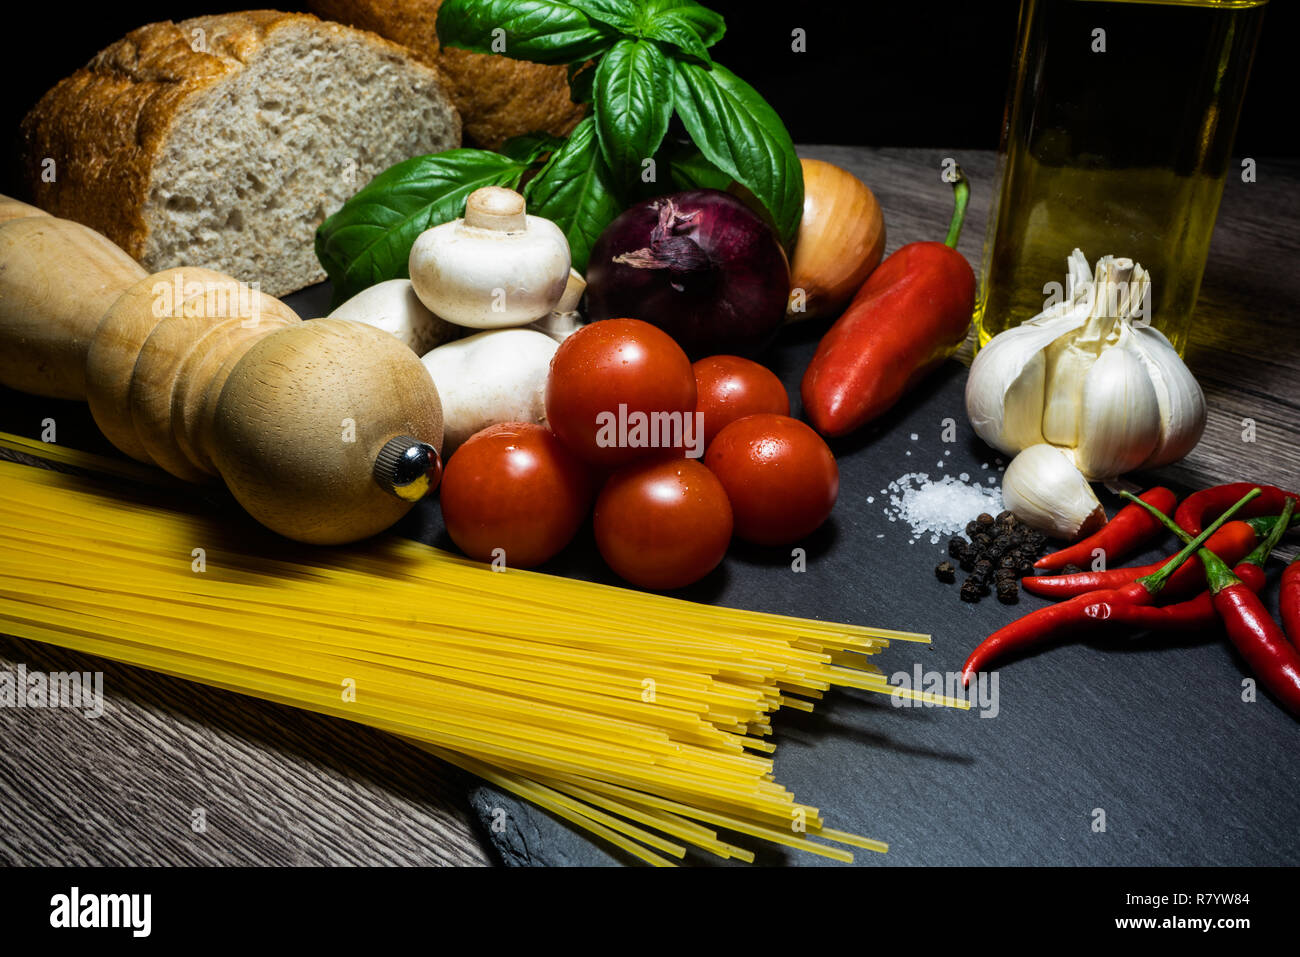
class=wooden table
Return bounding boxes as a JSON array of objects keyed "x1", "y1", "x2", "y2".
[{"x1": 2, "y1": 146, "x2": 1297, "y2": 866}]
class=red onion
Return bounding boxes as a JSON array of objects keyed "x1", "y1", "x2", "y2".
[{"x1": 585, "y1": 190, "x2": 790, "y2": 358}]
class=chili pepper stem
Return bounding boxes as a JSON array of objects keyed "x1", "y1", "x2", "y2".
[
  {"x1": 1245, "y1": 513, "x2": 1300, "y2": 538},
  {"x1": 1244, "y1": 498, "x2": 1296, "y2": 566},
  {"x1": 1127, "y1": 488, "x2": 1261, "y2": 595},
  {"x1": 942, "y1": 167, "x2": 970, "y2": 249}
]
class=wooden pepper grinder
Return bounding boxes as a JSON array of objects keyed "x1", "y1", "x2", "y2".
[{"x1": 0, "y1": 198, "x2": 444, "y2": 545}]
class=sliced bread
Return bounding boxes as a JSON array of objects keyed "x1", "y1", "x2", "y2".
[
  {"x1": 306, "y1": 0, "x2": 586, "y2": 150},
  {"x1": 21, "y1": 10, "x2": 461, "y2": 297}
]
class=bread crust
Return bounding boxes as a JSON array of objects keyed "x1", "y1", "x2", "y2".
[
  {"x1": 307, "y1": 0, "x2": 586, "y2": 149},
  {"x1": 21, "y1": 10, "x2": 461, "y2": 263}
]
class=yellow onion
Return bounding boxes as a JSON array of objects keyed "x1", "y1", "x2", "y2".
[{"x1": 785, "y1": 158, "x2": 885, "y2": 321}]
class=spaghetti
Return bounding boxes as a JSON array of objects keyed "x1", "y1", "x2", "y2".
[{"x1": 0, "y1": 438, "x2": 959, "y2": 864}]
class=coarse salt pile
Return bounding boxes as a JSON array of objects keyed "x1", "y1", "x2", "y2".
[{"x1": 882, "y1": 472, "x2": 1004, "y2": 545}]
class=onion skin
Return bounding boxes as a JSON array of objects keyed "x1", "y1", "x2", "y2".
[
  {"x1": 585, "y1": 190, "x2": 790, "y2": 358},
  {"x1": 786, "y1": 159, "x2": 886, "y2": 322}
]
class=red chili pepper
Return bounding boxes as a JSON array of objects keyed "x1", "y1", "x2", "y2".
[
  {"x1": 1175, "y1": 482, "x2": 1298, "y2": 536},
  {"x1": 1021, "y1": 520, "x2": 1260, "y2": 600},
  {"x1": 1213, "y1": 585, "x2": 1300, "y2": 717},
  {"x1": 1080, "y1": 564, "x2": 1267, "y2": 631},
  {"x1": 961, "y1": 489, "x2": 1260, "y2": 686},
  {"x1": 1034, "y1": 487, "x2": 1177, "y2": 572},
  {"x1": 800, "y1": 170, "x2": 975, "y2": 438},
  {"x1": 1283, "y1": 557, "x2": 1300, "y2": 648},
  {"x1": 1197, "y1": 543, "x2": 1300, "y2": 719},
  {"x1": 1077, "y1": 501, "x2": 1293, "y2": 632}
]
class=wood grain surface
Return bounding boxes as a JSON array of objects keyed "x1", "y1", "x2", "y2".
[{"x1": 1, "y1": 146, "x2": 1296, "y2": 866}]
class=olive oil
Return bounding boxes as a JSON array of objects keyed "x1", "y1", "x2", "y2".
[{"x1": 976, "y1": 0, "x2": 1267, "y2": 355}]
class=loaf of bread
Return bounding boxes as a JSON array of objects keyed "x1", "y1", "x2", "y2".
[
  {"x1": 21, "y1": 10, "x2": 461, "y2": 297},
  {"x1": 307, "y1": 0, "x2": 586, "y2": 150}
]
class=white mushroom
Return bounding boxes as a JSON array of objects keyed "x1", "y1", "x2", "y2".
[
  {"x1": 420, "y1": 328, "x2": 559, "y2": 453},
  {"x1": 328, "y1": 278, "x2": 460, "y2": 355},
  {"x1": 408, "y1": 186, "x2": 571, "y2": 330},
  {"x1": 528, "y1": 268, "x2": 587, "y2": 344}
]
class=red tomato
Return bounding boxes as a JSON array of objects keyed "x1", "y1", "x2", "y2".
[
  {"x1": 441, "y1": 423, "x2": 593, "y2": 568},
  {"x1": 546, "y1": 318, "x2": 697, "y2": 469},
  {"x1": 703, "y1": 413, "x2": 838, "y2": 546},
  {"x1": 594, "y1": 458, "x2": 733, "y2": 590},
  {"x1": 692, "y1": 355, "x2": 790, "y2": 448}
]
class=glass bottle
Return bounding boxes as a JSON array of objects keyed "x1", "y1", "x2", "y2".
[{"x1": 976, "y1": 0, "x2": 1267, "y2": 355}]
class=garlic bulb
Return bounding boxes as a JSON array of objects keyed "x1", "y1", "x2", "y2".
[
  {"x1": 1001, "y1": 443, "x2": 1106, "y2": 540},
  {"x1": 966, "y1": 250, "x2": 1205, "y2": 480}
]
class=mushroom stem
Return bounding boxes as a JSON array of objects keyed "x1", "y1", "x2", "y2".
[
  {"x1": 464, "y1": 187, "x2": 527, "y2": 232},
  {"x1": 556, "y1": 269, "x2": 586, "y2": 314}
]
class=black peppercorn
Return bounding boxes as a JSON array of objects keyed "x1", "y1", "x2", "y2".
[
  {"x1": 996, "y1": 580, "x2": 1020, "y2": 604},
  {"x1": 977, "y1": 513, "x2": 995, "y2": 527},
  {"x1": 959, "y1": 579, "x2": 982, "y2": 602},
  {"x1": 948, "y1": 537, "x2": 968, "y2": 560},
  {"x1": 935, "y1": 561, "x2": 957, "y2": 583}
]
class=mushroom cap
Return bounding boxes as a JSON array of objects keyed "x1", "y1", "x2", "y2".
[{"x1": 408, "y1": 190, "x2": 572, "y2": 329}]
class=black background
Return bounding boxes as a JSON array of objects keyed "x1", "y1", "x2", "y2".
[{"x1": 1, "y1": 0, "x2": 1294, "y2": 199}]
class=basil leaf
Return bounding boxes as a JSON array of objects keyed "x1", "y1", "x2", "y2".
[
  {"x1": 568, "y1": 61, "x2": 596, "y2": 104},
  {"x1": 663, "y1": 143, "x2": 731, "y2": 192},
  {"x1": 436, "y1": 0, "x2": 615, "y2": 65},
  {"x1": 670, "y1": 59, "x2": 803, "y2": 247},
  {"x1": 316, "y1": 149, "x2": 526, "y2": 306},
  {"x1": 524, "y1": 117, "x2": 621, "y2": 272},
  {"x1": 500, "y1": 132, "x2": 567, "y2": 164},
  {"x1": 640, "y1": 15, "x2": 711, "y2": 63},
  {"x1": 564, "y1": 0, "x2": 640, "y2": 34},
  {"x1": 644, "y1": 0, "x2": 726, "y2": 47},
  {"x1": 594, "y1": 39, "x2": 673, "y2": 191}
]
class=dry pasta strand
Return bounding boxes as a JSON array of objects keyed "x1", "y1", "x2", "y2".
[{"x1": 0, "y1": 443, "x2": 950, "y2": 864}]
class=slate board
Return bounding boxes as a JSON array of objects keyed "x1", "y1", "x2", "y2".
[
  {"x1": 389, "y1": 311, "x2": 1300, "y2": 867},
  {"x1": 3, "y1": 281, "x2": 1296, "y2": 867}
]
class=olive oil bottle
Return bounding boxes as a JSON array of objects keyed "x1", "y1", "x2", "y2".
[{"x1": 976, "y1": 0, "x2": 1267, "y2": 355}]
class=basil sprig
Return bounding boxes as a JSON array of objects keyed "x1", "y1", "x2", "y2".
[
  {"x1": 316, "y1": 0, "x2": 800, "y2": 291},
  {"x1": 524, "y1": 117, "x2": 623, "y2": 271},
  {"x1": 316, "y1": 150, "x2": 532, "y2": 305}
]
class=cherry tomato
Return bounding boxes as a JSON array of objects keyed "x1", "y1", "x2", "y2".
[
  {"x1": 546, "y1": 318, "x2": 697, "y2": 469},
  {"x1": 703, "y1": 413, "x2": 838, "y2": 546},
  {"x1": 441, "y1": 423, "x2": 593, "y2": 568},
  {"x1": 594, "y1": 458, "x2": 733, "y2": 590},
  {"x1": 692, "y1": 355, "x2": 790, "y2": 448}
]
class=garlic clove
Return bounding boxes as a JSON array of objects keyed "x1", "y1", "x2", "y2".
[
  {"x1": 1130, "y1": 324, "x2": 1207, "y2": 469},
  {"x1": 1064, "y1": 248, "x2": 1093, "y2": 300},
  {"x1": 1001, "y1": 443, "x2": 1106, "y2": 541},
  {"x1": 966, "y1": 310, "x2": 1085, "y2": 455},
  {"x1": 1071, "y1": 324, "x2": 1162, "y2": 479}
]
